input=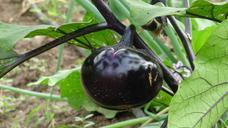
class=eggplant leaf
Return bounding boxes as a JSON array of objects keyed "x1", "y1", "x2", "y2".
[
  {"x1": 168, "y1": 20, "x2": 228, "y2": 127},
  {"x1": 27, "y1": 67, "x2": 117, "y2": 118}
]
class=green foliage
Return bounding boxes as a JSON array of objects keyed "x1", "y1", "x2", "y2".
[
  {"x1": 121, "y1": 0, "x2": 186, "y2": 26},
  {"x1": 187, "y1": 0, "x2": 228, "y2": 22},
  {"x1": 192, "y1": 25, "x2": 216, "y2": 54},
  {"x1": 121, "y1": 0, "x2": 228, "y2": 26},
  {"x1": 28, "y1": 67, "x2": 80, "y2": 86},
  {"x1": 0, "y1": 21, "x2": 117, "y2": 56},
  {"x1": 168, "y1": 20, "x2": 228, "y2": 128},
  {"x1": 109, "y1": 0, "x2": 129, "y2": 20},
  {"x1": 0, "y1": 22, "x2": 50, "y2": 51},
  {"x1": 191, "y1": 18, "x2": 216, "y2": 31},
  {"x1": 153, "y1": 90, "x2": 172, "y2": 106},
  {"x1": 0, "y1": 22, "x2": 49, "y2": 61},
  {"x1": 28, "y1": 67, "x2": 117, "y2": 118}
]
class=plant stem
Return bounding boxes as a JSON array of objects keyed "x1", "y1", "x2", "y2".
[
  {"x1": 167, "y1": 16, "x2": 195, "y2": 70},
  {"x1": 56, "y1": 0, "x2": 75, "y2": 72},
  {"x1": 91, "y1": 0, "x2": 125, "y2": 32},
  {"x1": 109, "y1": 0, "x2": 130, "y2": 18},
  {"x1": 0, "y1": 23, "x2": 109, "y2": 78},
  {"x1": 164, "y1": 25, "x2": 189, "y2": 66},
  {"x1": 160, "y1": 118, "x2": 168, "y2": 128},
  {"x1": 184, "y1": 0, "x2": 192, "y2": 36},
  {"x1": 144, "y1": 101, "x2": 168, "y2": 119},
  {"x1": 103, "y1": 107, "x2": 169, "y2": 128},
  {"x1": 140, "y1": 107, "x2": 169, "y2": 127},
  {"x1": 102, "y1": 117, "x2": 151, "y2": 128},
  {"x1": 151, "y1": 0, "x2": 194, "y2": 70},
  {"x1": 153, "y1": 37, "x2": 177, "y2": 63},
  {"x1": 74, "y1": 0, "x2": 105, "y2": 22},
  {"x1": 162, "y1": 86, "x2": 174, "y2": 96},
  {"x1": 0, "y1": 84, "x2": 65, "y2": 100}
]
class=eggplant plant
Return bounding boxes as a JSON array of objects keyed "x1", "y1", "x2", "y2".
[{"x1": 0, "y1": 0, "x2": 227, "y2": 127}]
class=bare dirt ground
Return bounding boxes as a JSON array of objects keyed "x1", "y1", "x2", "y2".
[{"x1": 0, "y1": 0, "x2": 134, "y2": 128}]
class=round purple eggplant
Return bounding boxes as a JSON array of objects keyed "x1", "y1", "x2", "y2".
[{"x1": 81, "y1": 47, "x2": 163, "y2": 110}]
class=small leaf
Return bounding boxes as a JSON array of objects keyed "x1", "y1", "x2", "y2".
[
  {"x1": 28, "y1": 67, "x2": 117, "y2": 118},
  {"x1": 168, "y1": 20, "x2": 228, "y2": 128},
  {"x1": 0, "y1": 49, "x2": 18, "y2": 77},
  {"x1": 28, "y1": 67, "x2": 80, "y2": 86},
  {"x1": 192, "y1": 25, "x2": 216, "y2": 54},
  {"x1": 122, "y1": 0, "x2": 186, "y2": 26},
  {"x1": 153, "y1": 90, "x2": 172, "y2": 106},
  {"x1": 187, "y1": 0, "x2": 228, "y2": 22},
  {"x1": 191, "y1": 18, "x2": 216, "y2": 31},
  {"x1": 0, "y1": 22, "x2": 50, "y2": 51}
]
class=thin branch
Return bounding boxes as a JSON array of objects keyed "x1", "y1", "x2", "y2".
[
  {"x1": 91, "y1": 0, "x2": 125, "y2": 33},
  {"x1": 91, "y1": 0, "x2": 179, "y2": 92},
  {"x1": 0, "y1": 23, "x2": 109, "y2": 78},
  {"x1": 0, "y1": 84, "x2": 65, "y2": 100},
  {"x1": 168, "y1": 16, "x2": 195, "y2": 70},
  {"x1": 57, "y1": 29, "x2": 93, "y2": 49},
  {"x1": 162, "y1": 86, "x2": 174, "y2": 96},
  {"x1": 160, "y1": 118, "x2": 168, "y2": 128},
  {"x1": 150, "y1": 0, "x2": 195, "y2": 70},
  {"x1": 140, "y1": 107, "x2": 169, "y2": 127},
  {"x1": 184, "y1": 0, "x2": 192, "y2": 36}
]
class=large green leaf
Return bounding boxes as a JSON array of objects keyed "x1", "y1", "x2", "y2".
[
  {"x1": 121, "y1": 0, "x2": 186, "y2": 26},
  {"x1": 120, "y1": 0, "x2": 227, "y2": 26},
  {"x1": 28, "y1": 67, "x2": 117, "y2": 118},
  {"x1": 168, "y1": 20, "x2": 228, "y2": 127},
  {"x1": 187, "y1": 0, "x2": 228, "y2": 22}
]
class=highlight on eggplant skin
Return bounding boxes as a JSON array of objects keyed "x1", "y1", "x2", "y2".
[{"x1": 81, "y1": 47, "x2": 163, "y2": 110}]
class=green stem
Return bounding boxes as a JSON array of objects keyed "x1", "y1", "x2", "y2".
[
  {"x1": 74, "y1": 0, "x2": 105, "y2": 22},
  {"x1": 56, "y1": 45, "x2": 64, "y2": 71},
  {"x1": 103, "y1": 106, "x2": 169, "y2": 128},
  {"x1": 184, "y1": 0, "x2": 192, "y2": 36},
  {"x1": 139, "y1": 31, "x2": 163, "y2": 55},
  {"x1": 102, "y1": 117, "x2": 150, "y2": 128},
  {"x1": 0, "y1": 84, "x2": 65, "y2": 101},
  {"x1": 164, "y1": 25, "x2": 189, "y2": 66},
  {"x1": 154, "y1": 37, "x2": 177, "y2": 63},
  {"x1": 140, "y1": 107, "x2": 169, "y2": 127},
  {"x1": 108, "y1": 0, "x2": 130, "y2": 18},
  {"x1": 56, "y1": 0, "x2": 76, "y2": 72}
]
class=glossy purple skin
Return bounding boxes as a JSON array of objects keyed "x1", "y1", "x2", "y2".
[{"x1": 81, "y1": 47, "x2": 163, "y2": 110}]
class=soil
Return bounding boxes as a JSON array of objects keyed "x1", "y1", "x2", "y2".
[{"x1": 0, "y1": 0, "x2": 134, "y2": 128}]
